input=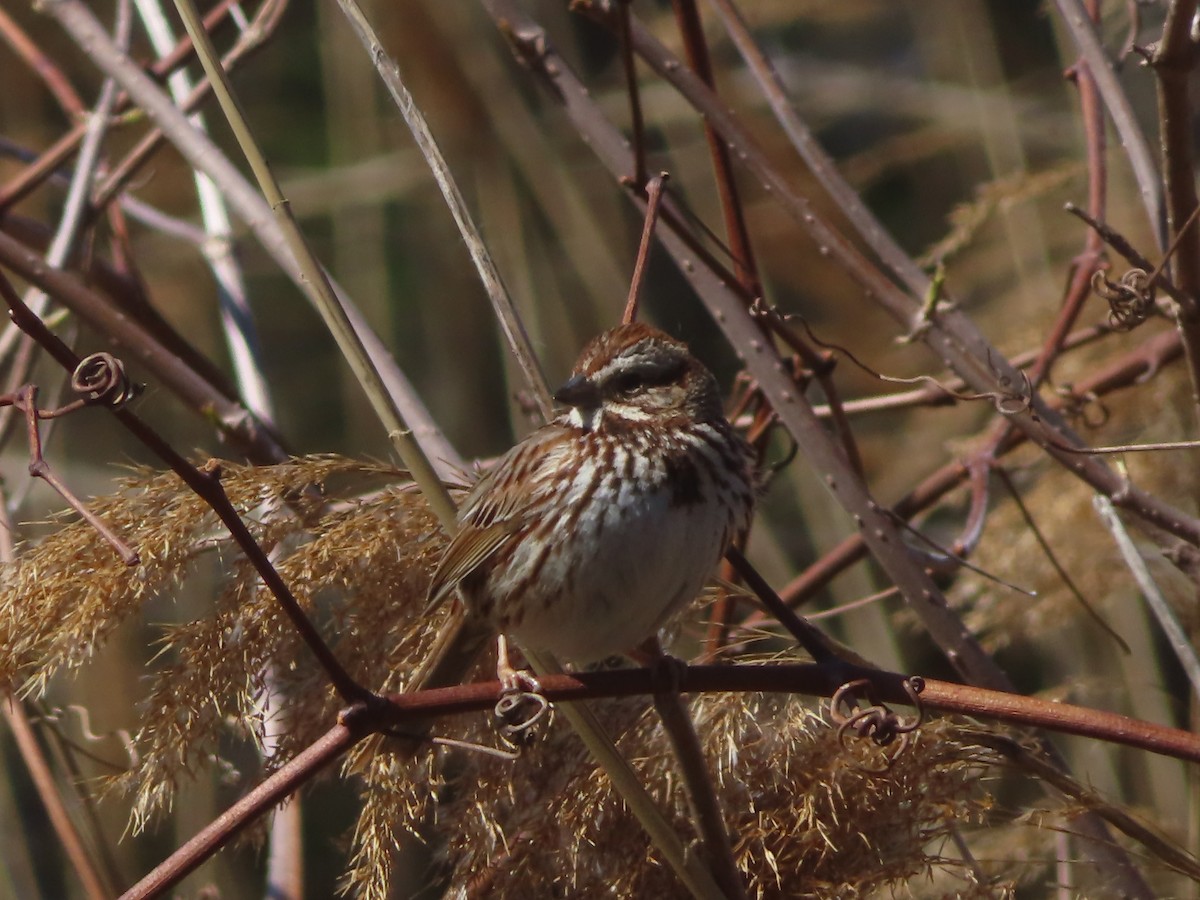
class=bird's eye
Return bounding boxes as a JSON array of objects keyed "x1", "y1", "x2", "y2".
[{"x1": 609, "y1": 370, "x2": 644, "y2": 395}]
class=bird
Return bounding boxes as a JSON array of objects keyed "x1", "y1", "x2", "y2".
[{"x1": 423, "y1": 321, "x2": 755, "y2": 681}]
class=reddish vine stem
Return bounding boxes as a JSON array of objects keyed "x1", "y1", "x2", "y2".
[
  {"x1": 0, "y1": 4, "x2": 85, "y2": 118},
  {"x1": 6, "y1": 383, "x2": 139, "y2": 564},
  {"x1": 1027, "y1": 0, "x2": 1106, "y2": 389},
  {"x1": 772, "y1": 326, "x2": 1182, "y2": 610},
  {"x1": 621, "y1": 172, "x2": 668, "y2": 325},
  {"x1": 615, "y1": 0, "x2": 647, "y2": 187},
  {"x1": 1152, "y1": 0, "x2": 1200, "y2": 412},
  {"x1": 121, "y1": 660, "x2": 1200, "y2": 900},
  {"x1": 669, "y1": 0, "x2": 761, "y2": 296},
  {"x1": 0, "y1": 0, "x2": 245, "y2": 211},
  {"x1": 0, "y1": 269, "x2": 369, "y2": 704}
]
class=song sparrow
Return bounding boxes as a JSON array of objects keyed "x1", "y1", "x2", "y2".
[{"x1": 427, "y1": 322, "x2": 755, "y2": 665}]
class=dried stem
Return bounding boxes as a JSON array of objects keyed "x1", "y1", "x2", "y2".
[
  {"x1": 121, "y1": 660, "x2": 1200, "y2": 899},
  {"x1": 1152, "y1": 0, "x2": 1200, "y2": 412},
  {"x1": 0, "y1": 269, "x2": 369, "y2": 704},
  {"x1": 333, "y1": 0, "x2": 553, "y2": 420},
  {"x1": 1051, "y1": 0, "x2": 1165, "y2": 246},
  {"x1": 1094, "y1": 495, "x2": 1200, "y2": 698},
  {"x1": 3, "y1": 696, "x2": 112, "y2": 899},
  {"x1": 622, "y1": 172, "x2": 668, "y2": 325},
  {"x1": 0, "y1": 0, "x2": 243, "y2": 211},
  {"x1": 44, "y1": 0, "x2": 461, "y2": 482}
]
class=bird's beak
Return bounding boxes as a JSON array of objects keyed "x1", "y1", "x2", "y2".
[{"x1": 553, "y1": 373, "x2": 600, "y2": 408}]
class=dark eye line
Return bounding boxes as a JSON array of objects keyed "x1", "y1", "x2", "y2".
[{"x1": 607, "y1": 358, "x2": 686, "y2": 394}]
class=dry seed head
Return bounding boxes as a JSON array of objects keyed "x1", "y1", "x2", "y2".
[
  {"x1": 386, "y1": 689, "x2": 1005, "y2": 899},
  {"x1": 0, "y1": 456, "x2": 454, "y2": 828}
]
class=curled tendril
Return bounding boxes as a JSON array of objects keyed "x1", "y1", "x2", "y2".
[
  {"x1": 71, "y1": 352, "x2": 140, "y2": 408},
  {"x1": 494, "y1": 689, "x2": 551, "y2": 750},
  {"x1": 829, "y1": 677, "x2": 925, "y2": 772},
  {"x1": 1090, "y1": 268, "x2": 1155, "y2": 331},
  {"x1": 986, "y1": 357, "x2": 1034, "y2": 416},
  {"x1": 1054, "y1": 382, "x2": 1110, "y2": 428}
]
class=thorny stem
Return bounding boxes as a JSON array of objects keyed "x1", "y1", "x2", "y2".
[
  {"x1": 1152, "y1": 0, "x2": 1200, "y2": 413},
  {"x1": 602, "y1": 4, "x2": 1200, "y2": 554}
]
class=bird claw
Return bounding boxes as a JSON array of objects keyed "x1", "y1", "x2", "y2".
[
  {"x1": 492, "y1": 635, "x2": 550, "y2": 748},
  {"x1": 499, "y1": 665, "x2": 542, "y2": 698}
]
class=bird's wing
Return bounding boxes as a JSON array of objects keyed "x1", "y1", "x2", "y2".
[{"x1": 426, "y1": 426, "x2": 568, "y2": 606}]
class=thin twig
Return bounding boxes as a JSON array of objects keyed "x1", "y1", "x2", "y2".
[
  {"x1": 3, "y1": 697, "x2": 112, "y2": 899},
  {"x1": 1094, "y1": 495, "x2": 1200, "y2": 700},
  {"x1": 0, "y1": 269, "x2": 370, "y2": 704},
  {"x1": 724, "y1": 547, "x2": 837, "y2": 663},
  {"x1": 995, "y1": 467, "x2": 1129, "y2": 653},
  {"x1": 622, "y1": 172, "x2": 668, "y2": 325},
  {"x1": 45, "y1": 0, "x2": 461, "y2": 482},
  {"x1": 616, "y1": 0, "x2": 647, "y2": 187},
  {"x1": 333, "y1": 0, "x2": 553, "y2": 420},
  {"x1": 10, "y1": 384, "x2": 138, "y2": 564},
  {"x1": 170, "y1": 0, "x2": 457, "y2": 527},
  {"x1": 0, "y1": 5, "x2": 84, "y2": 117},
  {"x1": 1051, "y1": 0, "x2": 1165, "y2": 247}
]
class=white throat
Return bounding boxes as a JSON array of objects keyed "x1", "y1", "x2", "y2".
[{"x1": 567, "y1": 405, "x2": 603, "y2": 431}]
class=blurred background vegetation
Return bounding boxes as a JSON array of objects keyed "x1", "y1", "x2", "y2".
[{"x1": 0, "y1": 0, "x2": 1196, "y2": 897}]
